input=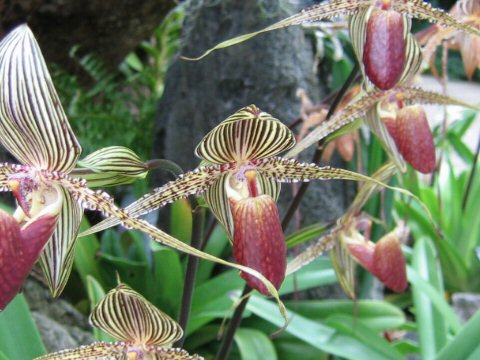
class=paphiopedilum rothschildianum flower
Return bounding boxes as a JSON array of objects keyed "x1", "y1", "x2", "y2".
[
  {"x1": 0, "y1": 25, "x2": 286, "y2": 312},
  {"x1": 286, "y1": 162, "x2": 408, "y2": 298},
  {"x1": 286, "y1": 86, "x2": 480, "y2": 173},
  {"x1": 0, "y1": 25, "x2": 302, "y2": 312},
  {"x1": 36, "y1": 283, "x2": 203, "y2": 360},
  {"x1": 82, "y1": 105, "x2": 397, "y2": 295},
  {"x1": 185, "y1": 0, "x2": 480, "y2": 91}
]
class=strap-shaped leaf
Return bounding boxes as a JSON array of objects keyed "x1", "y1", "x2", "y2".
[
  {"x1": 74, "y1": 147, "x2": 149, "y2": 188},
  {"x1": 61, "y1": 177, "x2": 288, "y2": 323},
  {"x1": 183, "y1": 0, "x2": 373, "y2": 60},
  {"x1": 195, "y1": 105, "x2": 295, "y2": 163},
  {"x1": 80, "y1": 163, "x2": 227, "y2": 236},
  {"x1": 393, "y1": 0, "x2": 480, "y2": 36},
  {"x1": 286, "y1": 87, "x2": 480, "y2": 157},
  {"x1": 39, "y1": 186, "x2": 83, "y2": 297},
  {"x1": 0, "y1": 25, "x2": 81, "y2": 172},
  {"x1": 90, "y1": 284, "x2": 183, "y2": 346},
  {"x1": 203, "y1": 171, "x2": 281, "y2": 239}
]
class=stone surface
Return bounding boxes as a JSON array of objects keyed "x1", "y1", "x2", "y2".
[
  {"x1": 0, "y1": 0, "x2": 176, "y2": 72},
  {"x1": 154, "y1": 0, "x2": 352, "y2": 230},
  {"x1": 452, "y1": 292, "x2": 480, "y2": 323},
  {"x1": 23, "y1": 279, "x2": 94, "y2": 352}
]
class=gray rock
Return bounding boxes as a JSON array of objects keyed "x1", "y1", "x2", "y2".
[{"x1": 452, "y1": 292, "x2": 480, "y2": 323}]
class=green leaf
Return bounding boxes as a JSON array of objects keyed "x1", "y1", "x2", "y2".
[
  {"x1": 436, "y1": 311, "x2": 480, "y2": 360},
  {"x1": 286, "y1": 222, "x2": 328, "y2": 248},
  {"x1": 170, "y1": 198, "x2": 192, "y2": 243},
  {"x1": 0, "y1": 294, "x2": 46, "y2": 358},
  {"x1": 246, "y1": 295, "x2": 404, "y2": 360},
  {"x1": 409, "y1": 253, "x2": 460, "y2": 359},
  {"x1": 234, "y1": 328, "x2": 278, "y2": 360},
  {"x1": 195, "y1": 224, "x2": 229, "y2": 284},
  {"x1": 74, "y1": 218, "x2": 103, "y2": 288},
  {"x1": 86, "y1": 276, "x2": 116, "y2": 342},
  {"x1": 280, "y1": 258, "x2": 337, "y2": 295},
  {"x1": 286, "y1": 300, "x2": 405, "y2": 332}
]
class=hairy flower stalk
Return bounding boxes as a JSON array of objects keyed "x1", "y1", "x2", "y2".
[
  {"x1": 83, "y1": 105, "x2": 404, "y2": 295},
  {"x1": 35, "y1": 283, "x2": 202, "y2": 359}
]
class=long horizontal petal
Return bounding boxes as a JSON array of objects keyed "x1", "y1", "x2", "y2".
[
  {"x1": 34, "y1": 342, "x2": 125, "y2": 359},
  {"x1": 0, "y1": 163, "x2": 17, "y2": 191},
  {"x1": 0, "y1": 25, "x2": 81, "y2": 172},
  {"x1": 195, "y1": 105, "x2": 295, "y2": 164},
  {"x1": 61, "y1": 177, "x2": 288, "y2": 323},
  {"x1": 39, "y1": 186, "x2": 83, "y2": 297},
  {"x1": 80, "y1": 163, "x2": 227, "y2": 236},
  {"x1": 35, "y1": 342, "x2": 203, "y2": 360},
  {"x1": 182, "y1": 0, "x2": 373, "y2": 60},
  {"x1": 90, "y1": 284, "x2": 183, "y2": 346},
  {"x1": 286, "y1": 87, "x2": 480, "y2": 157},
  {"x1": 393, "y1": 0, "x2": 480, "y2": 36}
]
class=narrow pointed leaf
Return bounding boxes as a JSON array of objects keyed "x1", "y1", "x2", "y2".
[
  {"x1": 182, "y1": 0, "x2": 373, "y2": 60},
  {"x1": 80, "y1": 163, "x2": 226, "y2": 236},
  {"x1": 393, "y1": 0, "x2": 480, "y2": 36},
  {"x1": 39, "y1": 187, "x2": 83, "y2": 297},
  {"x1": 90, "y1": 284, "x2": 183, "y2": 346},
  {"x1": 73, "y1": 146, "x2": 149, "y2": 187},
  {"x1": 0, "y1": 25, "x2": 81, "y2": 172},
  {"x1": 287, "y1": 87, "x2": 480, "y2": 157},
  {"x1": 195, "y1": 105, "x2": 295, "y2": 164}
]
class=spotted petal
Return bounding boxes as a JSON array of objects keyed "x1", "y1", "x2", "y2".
[
  {"x1": 34, "y1": 342, "x2": 125, "y2": 360},
  {"x1": 195, "y1": 105, "x2": 295, "y2": 164},
  {"x1": 0, "y1": 25, "x2": 81, "y2": 172},
  {"x1": 90, "y1": 284, "x2": 183, "y2": 346},
  {"x1": 35, "y1": 342, "x2": 203, "y2": 360},
  {"x1": 39, "y1": 187, "x2": 83, "y2": 297},
  {"x1": 80, "y1": 163, "x2": 227, "y2": 237},
  {"x1": 0, "y1": 163, "x2": 16, "y2": 191}
]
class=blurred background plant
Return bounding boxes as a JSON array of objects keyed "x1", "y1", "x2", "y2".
[{"x1": 0, "y1": 0, "x2": 479, "y2": 359}]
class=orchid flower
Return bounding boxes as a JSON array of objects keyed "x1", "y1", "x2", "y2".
[
  {"x1": 419, "y1": 0, "x2": 480, "y2": 80},
  {"x1": 184, "y1": 0, "x2": 480, "y2": 90},
  {"x1": 0, "y1": 25, "x2": 293, "y2": 311},
  {"x1": 286, "y1": 162, "x2": 407, "y2": 298},
  {"x1": 35, "y1": 283, "x2": 202, "y2": 360},
  {"x1": 82, "y1": 104, "x2": 404, "y2": 295},
  {"x1": 286, "y1": 87, "x2": 480, "y2": 173}
]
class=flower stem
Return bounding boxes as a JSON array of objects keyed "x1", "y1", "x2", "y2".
[
  {"x1": 214, "y1": 63, "x2": 360, "y2": 360},
  {"x1": 175, "y1": 205, "x2": 205, "y2": 348}
]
